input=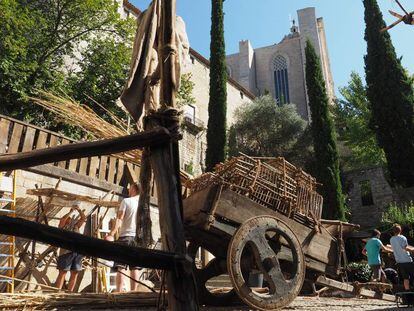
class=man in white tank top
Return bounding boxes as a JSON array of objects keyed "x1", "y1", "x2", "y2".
[{"x1": 106, "y1": 183, "x2": 140, "y2": 292}]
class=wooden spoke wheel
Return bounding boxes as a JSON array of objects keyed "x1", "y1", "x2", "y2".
[
  {"x1": 227, "y1": 216, "x2": 305, "y2": 310},
  {"x1": 187, "y1": 242, "x2": 238, "y2": 306}
]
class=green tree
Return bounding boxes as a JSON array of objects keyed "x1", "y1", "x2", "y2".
[
  {"x1": 67, "y1": 35, "x2": 134, "y2": 124},
  {"x1": 0, "y1": 0, "x2": 132, "y2": 129},
  {"x1": 228, "y1": 125, "x2": 238, "y2": 158},
  {"x1": 177, "y1": 73, "x2": 196, "y2": 107},
  {"x1": 305, "y1": 40, "x2": 345, "y2": 220},
  {"x1": 334, "y1": 72, "x2": 386, "y2": 170},
  {"x1": 206, "y1": 0, "x2": 227, "y2": 172},
  {"x1": 363, "y1": 0, "x2": 414, "y2": 187},
  {"x1": 229, "y1": 95, "x2": 313, "y2": 168}
]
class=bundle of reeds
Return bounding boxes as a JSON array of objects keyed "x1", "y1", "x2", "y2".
[
  {"x1": 0, "y1": 291, "x2": 160, "y2": 310},
  {"x1": 29, "y1": 91, "x2": 141, "y2": 164}
]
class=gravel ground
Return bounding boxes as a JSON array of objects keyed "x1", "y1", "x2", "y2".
[
  {"x1": 98, "y1": 296, "x2": 399, "y2": 311},
  {"x1": 198, "y1": 296, "x2": 399, "y2": 311},
  {"x1": 285, "y1": 296, "x2": 397, "y2": 310}
]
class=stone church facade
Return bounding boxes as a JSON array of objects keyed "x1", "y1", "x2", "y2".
[{"x1": 226, "y1": 7, "x2": 334, "y2": 121}]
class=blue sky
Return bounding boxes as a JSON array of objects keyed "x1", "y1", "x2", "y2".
[{"x1": 131, "y1": 0, "x2": 414, "y2": 94}]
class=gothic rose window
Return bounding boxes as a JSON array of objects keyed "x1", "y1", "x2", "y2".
[{"x1": 272, "y1": 55, "x2": 290, "y2": 105}]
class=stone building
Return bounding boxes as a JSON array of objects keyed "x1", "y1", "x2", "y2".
[
  {"x1": 343, "y1": 167, "x2": 394, "y2": 230},
  {"x1": 226, "y1": 7, "x2": 334, "y2": 121},
  {"x1": 344, "y1": 166, "x2": 414, "y2": 231},
  {"x1": 179, "y1": 49, "x2": 254, "y2": 176}
]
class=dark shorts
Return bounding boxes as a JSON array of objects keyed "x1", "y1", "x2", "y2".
[
  {"x1": 57, "y1": 252, "x2": 83, "y2": 271},
  {"x1": 370, "y1": 264, "x2": 385, "y2": 280},
  {"x1": 113, "y1": 236, "x2": 140, "y2": 270},
  {"x1": 398, "y1": 262, "x2": 414, "y2": 280}
]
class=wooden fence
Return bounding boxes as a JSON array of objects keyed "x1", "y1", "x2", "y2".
[{"x1": 0, "y1": 115, "x2": 147, "y2": 193}]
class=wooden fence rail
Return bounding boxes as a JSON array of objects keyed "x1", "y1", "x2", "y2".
[{"x1": 0, "y1": 115, "x2": 143, "y2": 189}]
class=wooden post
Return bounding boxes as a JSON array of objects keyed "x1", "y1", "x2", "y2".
[
  {"x1": 91, "y1": 213, "x2": 99, "y2": 293},
  {"x1": 136, "y1": 148, "x2": 153, "y2": 247},
  {"x1": 150, "y1": 143, "x2": 198, "y2": 310},
  {"x1": 145, "y1": 0, "x2": 199, "y2": 309}
]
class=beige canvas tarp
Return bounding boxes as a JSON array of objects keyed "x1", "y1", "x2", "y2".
[{"x1": 120, "y1": 0, "x2": 189, "y2": 126}]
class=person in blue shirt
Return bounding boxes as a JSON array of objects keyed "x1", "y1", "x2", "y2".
[{"x1": 363, "y1": 229, "x2": 392, "y2": 282}]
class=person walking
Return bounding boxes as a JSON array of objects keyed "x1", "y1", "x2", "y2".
[
  {"x1": 363, "y1": 229, "x2": 392, "y2": 282},
  {"x1": 390, "y1": 224, "x2": 414, "y2": 290},
  {"x1": 105, "y1": 183, "x2": 140, "y2": 292},
  {"x1": 55, "y1": 202, "x2": 86, "y2": 291}
]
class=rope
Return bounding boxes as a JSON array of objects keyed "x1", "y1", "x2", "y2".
[
  {"x1": 162, "y1": 44, "x2": 177, "y2": 64},
  {"x1": 156, "y1": 271, "x2": 167, "y2": 311}
]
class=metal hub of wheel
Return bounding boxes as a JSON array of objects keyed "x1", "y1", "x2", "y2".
[
  {"x1": 187, "y1": 242, "x2": 238, "y2": 306},
  {"x1": 227, "y1": 216, "x2": 305, "y2": 310}
]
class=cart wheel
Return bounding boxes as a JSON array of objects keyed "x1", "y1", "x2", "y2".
[
  {"x1": 227, "y1": 216, "x2": 305, "y2": 310},
  {"x1": 187, "y1": 242, "x2": 238, "y2": 306}
]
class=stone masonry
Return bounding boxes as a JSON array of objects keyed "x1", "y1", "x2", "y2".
[
  {"x1": 344, "y1": 167, "x2": 394, "y2": 229},
  {"x1": 226, "y1": 7, "x2": 335, "y2": 121}
]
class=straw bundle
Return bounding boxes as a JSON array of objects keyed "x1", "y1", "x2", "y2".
[
  {"x1": 0, "y1": 291, "x2": 160, "y2": 310},
  {"x1": 29, "y1": 91, "x2": 141, "y2": 164}
]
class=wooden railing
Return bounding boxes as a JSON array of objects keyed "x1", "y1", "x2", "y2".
[{"x1": 0, "y1": 115, "x2": 144, "y2": 190}]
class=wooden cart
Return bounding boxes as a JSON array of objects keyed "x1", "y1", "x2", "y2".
[{"x1": 182, "y1": 155, "x2": 393, "y2": 310}]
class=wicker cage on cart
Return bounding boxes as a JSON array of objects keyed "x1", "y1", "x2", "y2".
[{"x1": 187, "y1": 154, "x2": 323, "y2": 222}]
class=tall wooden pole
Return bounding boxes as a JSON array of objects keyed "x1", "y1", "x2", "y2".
[{"x1": 146, "y1": 0, "x2": 199, "y2": 309}]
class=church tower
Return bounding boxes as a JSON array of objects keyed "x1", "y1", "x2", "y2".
[{"x1": 226, "y1": 7, "x2": 335, "y2": 121}]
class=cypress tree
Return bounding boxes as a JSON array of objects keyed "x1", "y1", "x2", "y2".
[
  {"x1": 363, "y1": 0, "x2": 414, "y2": 187},
  {"x1": 305, "y1": 40, "x2": 345, "y2": 220},
  {"x1": 206, "y1": 0, "x2": 227, "y2": 172}
]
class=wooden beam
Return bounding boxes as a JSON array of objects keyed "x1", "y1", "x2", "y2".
[
  {"x1": 26, "y1": 188, "x2": 120, "y2": 208},
  {"x1": 0, "y1": 216, "x2": 186, "y2": 271},
  {"x1": 26, "y1": 164, "x2": 125, "y2": 195},
  {"x1": 316, "y1": 276, "x2": 395, "y2": 302},
  {"x1": 0, "y1": 128, "x2": 171, "y2": 172}
]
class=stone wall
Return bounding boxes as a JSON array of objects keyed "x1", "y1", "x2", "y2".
[
  {"x1": 15, "y1": 171, "x2": 120, "y2": 291},
  {"x1": 255, "y1": 36, "x2": 309, "y2": 120},
  {"x1": 316, "y1": 17, "x2": 335, "y2": 103},
  {"x1": 344, "y1": 167, "x2": 394, "y2": 229},
  {"x1": 179, "y1": 51, "x2": 253, "y2": 176},
  {"x1": 344, "y1": 167, "x2": 414, "y2": 230},
  {"x1": 8, "y1": 165, "x2": 162, "y2": 293}
]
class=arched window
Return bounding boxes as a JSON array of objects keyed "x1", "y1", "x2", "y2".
[{"x1": 272, "y1": 55, "x2": 290, "y2": 105}]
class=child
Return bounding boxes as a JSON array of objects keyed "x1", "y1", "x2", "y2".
[{"x1": 363, "y1": 229, "x2": 392, "y2": 282}]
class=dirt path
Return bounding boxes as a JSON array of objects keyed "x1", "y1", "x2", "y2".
[
  {"x1": 197, "y1": 297, "x2": 398, "y2": 311},
  {"x1": 283, "y1": 296, "x2": 397, "y2": 310},
  {"x1": 97, "y1": 296, "x2": 399, "y2": 310}
]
